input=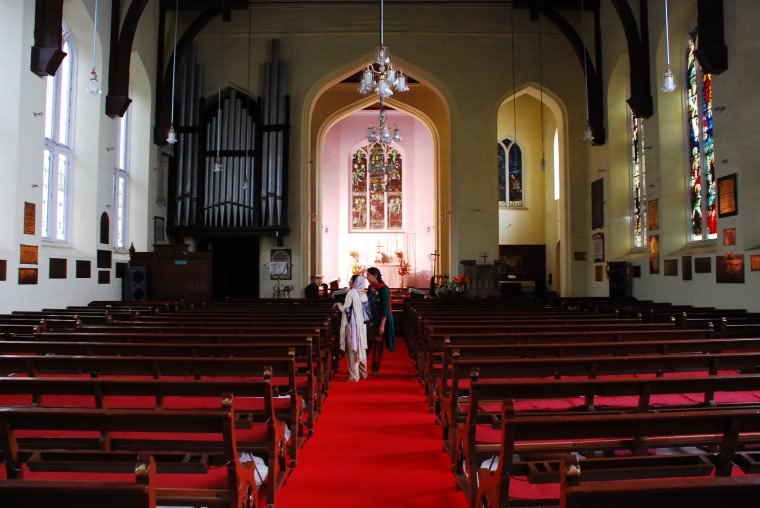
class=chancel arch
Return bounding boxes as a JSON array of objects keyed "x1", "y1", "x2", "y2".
[
  {"x1": 497, "y1": 83, "x2": 569, "y2": 297},
  {"x1": 306, "y1": 59, "x2": 451, "y2": 287}
]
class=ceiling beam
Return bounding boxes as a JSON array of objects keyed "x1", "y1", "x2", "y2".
[
  {"x1": 106, "y1": 0, "x2": 151, "y2": 117},
  {"x1": 30, "y1": 0, "x2": 67, "y2": 77},
  {"x1": 611, "y1": 0, "x2": 653, "y2": 119},
  {"x1": 695, "y1": 0, "x2": 728, "y2": 74}
]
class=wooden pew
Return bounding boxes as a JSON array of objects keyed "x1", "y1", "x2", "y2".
[
  {"x1": 0, "y1": 405, "x2": 262, "y2": 508},
  {"x1": 29, "y1": 331, "x2": 323, "y2": 419},
  {"x1": 442, "y1": 352, "x2": 760, "y2": 458},
  {"x1": 559, "y1": 455, "x2": 760, "y2": 508},
  {"x1": 0, "y1": 376, "x2": 290, "y2": 500},
  {"x1": 0, "y1": 354, "x2": 304, "y2": 464},
  {"x1": 0, "y1": 462, "x2": 156, "y2": 508},
  {"x1": 466, "y1": 408, "x2": 760, "y2": 508}
]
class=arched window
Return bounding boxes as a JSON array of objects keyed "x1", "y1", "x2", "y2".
[
  {"x1": 686, "y1": 33, "x2": 717, "y2": 241},
  {"x1": 498, "y1": 138, "x2": 523, "y2": 207},
  {"x1": 629, "y1": 106, "x2": 646, "y2": 248},
  {"x1": 350, "y1": 143, "x2": 403, "y2": 231},
  {"x1": 113, "y1": 112, "x2": 129, "y2": 248},
  {"x1": 42, "y1": 28, "x2": 75, "y2": 241}
]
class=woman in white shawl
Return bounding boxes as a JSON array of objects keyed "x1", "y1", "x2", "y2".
[{"x1": 335, "y1": 274, "x2": 369, "y2": 381}]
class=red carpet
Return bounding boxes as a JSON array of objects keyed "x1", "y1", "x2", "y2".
[{"x1": 277, "y1": 339, "x2": 468, "y2": 508}]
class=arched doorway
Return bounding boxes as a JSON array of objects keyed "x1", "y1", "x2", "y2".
[{"x1": 304, "y1": 62, "x2": 451, "y2": 288}]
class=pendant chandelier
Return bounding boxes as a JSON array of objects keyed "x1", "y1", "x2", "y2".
[
  {"x1": 359, "y1": 0, "x2": 409, "y2": 145},
  {"x1": 661, "y1": 0, "x2": 677, "y2": 93},
  {"x1": 580, "y1": 0, "x2": 594, "y2": 144},
  {"x1": 166, "y1": 0, "x2": 179, "y2": 144},
  {"x1": 86, "y1": 0, "x2": 101, "y2": 94}
]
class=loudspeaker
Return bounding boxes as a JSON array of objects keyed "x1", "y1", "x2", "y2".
[
  {"x1": 123, "y1": 266, "x2": 148, "y2": 301},
  {"x1": 608, "y1": 261, "x2": 632, "y2": 300}
]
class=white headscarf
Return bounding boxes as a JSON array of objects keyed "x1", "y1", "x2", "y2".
[{"x1": 347, "y1": 275, "x2": 368, "y2": 351}]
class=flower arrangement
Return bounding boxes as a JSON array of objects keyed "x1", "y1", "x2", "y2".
[
  {"x1": 452, "y1": 273, "x2": 470, "y2": 286},
  {"x1": 395, "y1": 250, "x2": 410, "y2": 277},
  {"x1": 350, "y1": 251, "x2": 361, "y2": 275}
]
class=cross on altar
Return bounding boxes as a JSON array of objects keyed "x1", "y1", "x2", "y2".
[{"x1": 429, "y1": 250, "x2": 440, "y2": 275}]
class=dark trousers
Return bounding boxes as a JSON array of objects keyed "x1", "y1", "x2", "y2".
[{"x1": 368, "y1": 325, "x2": 384, "y2": 374}]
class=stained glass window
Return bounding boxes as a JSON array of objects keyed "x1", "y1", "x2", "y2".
[
  {"x1": 629, "y1": 107, "x2": 646, "y2": 248},
  {"x1": 351, "y1": 143, "x2": 403, "y2": 230},
  {"x1": 686, "y1": 35, "x2": 717, "y2": 241},
  {"x1": 42, "y1": 28, "x2": 75, "y2": 241},
  {"x1": 497, "y1": 138, "x2": 523, "y2": 207}
]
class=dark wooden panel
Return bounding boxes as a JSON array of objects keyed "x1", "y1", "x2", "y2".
[
  {"x1": 0, "y1": 260, "x2": 6, "y2": 281},
  {"x1": 76, "y1": 260, "x2": 92, "y2": 279},
  {"x1": 115, "y1": 262, "x2": 128, "y2": 279},
  {"x1": 129, "y1": 245, "x2": 212, "y2": 302},
  {"x1": 98, "y1": 270, "x2": 111, "y2": 284},
  {"x1": 97, "y1": 249, "x2": 112, "y2": 269},
  {"x1": 49, "y1": 258, "x2": 67, "y2": 279}
]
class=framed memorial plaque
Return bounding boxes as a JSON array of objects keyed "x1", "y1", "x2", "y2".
[
  {"x1": 716, "y1": 254, "x2": 744, "y2": 284},
  {"x1": 592, "y1": 233, "x2": 605, "y2": 263},
  {"x1": 49, "y1": 258, "x2": 67, "y2": 279},
  {"x1": 694, "y1": 257, "x2": 711, "y2": 274},
  {"x1": 23, "y1": 202, "x2": 35, "y2": 235},
  {"x1": 723, "y1": 227, "x2": 736, "y2": 246},
  {"x1": 648, "y1": 235, "x2": 659, "y2": 274},
  {"x1": 751, "y1": 255, "x2": 760, "y2": 272},
  {"x1": 664, "y1": 259, "x2": 678, "y2": 276},
  {"x1": 20, "y1": 244, "x2": 38, "y2": 265},
  {"x1": 18, "y1": 268, "x2": 38, "y2": 284},
  {"x1": 270, "y1": 249, "x2": 292, "y2": 280},
  {"x1": 717, "y1": 174, "x2": 737, "y2": 218},
  {"x1": 646, "y1": 199, "x2": 658, "y2": 231},
  {"x1": 0, "y1": 259, "x2": 6, "y2": 281}
]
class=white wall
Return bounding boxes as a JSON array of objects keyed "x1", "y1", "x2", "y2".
[
  {"x1": 0, "y1": 0, "x2": 157, "y2": 313},
  {"x1": 319, "y1": 110, "x2": 436, "y2": 288}
]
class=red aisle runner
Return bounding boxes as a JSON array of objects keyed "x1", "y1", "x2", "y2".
[{"x1": 277, "y1": 339, "x2": 468, "y2": 508}]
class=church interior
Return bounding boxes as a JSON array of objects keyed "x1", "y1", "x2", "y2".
[{"x1": 1, "y1": 0, "x2": 760, "y2": 507}]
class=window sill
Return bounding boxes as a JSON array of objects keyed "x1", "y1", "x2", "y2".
[
  {"x1": 666, "y1": 240, "x2": 718, "y2": 257},
  {"x1": 613, "y1": 248, "x2": 647, "y2": 261}
]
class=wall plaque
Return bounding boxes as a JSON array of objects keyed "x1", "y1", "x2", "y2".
[
  {"x1": 20, "y1": 244, "x2": 38, "y2": 265},
  {"x1": 49, "y1": 258, "x2": 67, "y2": 279},
  {"x1": 76, "y1": 260, "x2": 91, "y2": 279},
  {"x1": 0, "y1": 260, "x2": 6, "y2": 281},
  {"x1": 23, "y1": 202, "x2": 35, "y2": 235},
  {"x1": 694, "y1": 257, "x2": 711, "y2": 274},
  {"x1": 18, "y1": 268, "x2": 38, "y2": 284}
]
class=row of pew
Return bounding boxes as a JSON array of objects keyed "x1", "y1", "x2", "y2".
[
  {"x1": 405, "y1": 298, "x2": 760, "y2": 508},
  {"x1": 0, "y1": 299, "x2": 340, "y2": 508}
]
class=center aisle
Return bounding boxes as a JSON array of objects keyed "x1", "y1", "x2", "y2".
[{"x1": 277, "y1": 339, "x2": 469, "y2": 508}]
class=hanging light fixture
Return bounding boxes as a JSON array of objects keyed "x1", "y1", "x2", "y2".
[
  {"x1": 538, "y1": 15, "x2": 546, "y2": 172},
  {"x1": 510, "y1": 3, "x2": 519, "y2": 148},
  {"x1": 661, "y1": 0, "x2": 676, "y2": 93},
  {"x1": 581, "y1": 0, "x2": 594, "y2": 144},
  {"x1": 358, "y1": 0, "x2": 410, "y2": 98},
  {"x1": 87, "y1": 0, "x2": 101, "y2": 94},
  {"x1": 213, "y1": 88, "x2": 223, "y2": 172},
  {"x1": 361, "y1": 0, "x2": 408, "y2": 146},
  {"x1": 166, "y1": 0, "x2": 179, "y2": 144}
]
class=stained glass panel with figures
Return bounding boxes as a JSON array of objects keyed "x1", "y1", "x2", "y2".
[
  {"x1": 498, "y1": 138, "x2": 523, "y2": 207},
  {"x1": 629, "y1": 107, "x2": 645, "y2": 249},
  {"x1": 350, "y1": 143, "x2": 403, "y2": 230},
  {"x1": 686, "y1": 35, "x2": 717, "y2": 241}
]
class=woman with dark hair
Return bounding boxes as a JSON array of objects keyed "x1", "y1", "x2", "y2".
[{"x1": 366, "y1": 267, "x2": 396, "y2": 376}]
